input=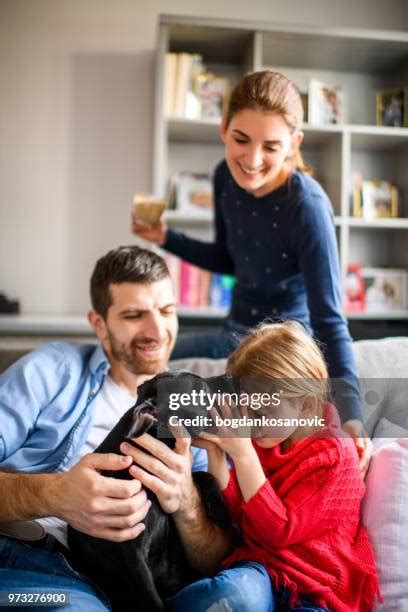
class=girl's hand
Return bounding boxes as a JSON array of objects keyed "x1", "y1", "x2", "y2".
[
  {"x1": 199, "y1": 396, "x2": 253, "y2": 459},
  {"x1": 131, "y1": 217, "x2": 168, "y2": 245}
]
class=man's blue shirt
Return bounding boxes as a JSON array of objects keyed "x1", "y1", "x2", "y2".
[{"x1": 0, "y1": 342, "x2": 207, "y2": 473}]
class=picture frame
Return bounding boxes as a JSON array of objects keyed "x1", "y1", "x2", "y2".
[
  {"x1": 361, "y1": 180, "x2": 399, "y2": 220},
  {"x1": 195, "y1": 73, "x2": 230, "y2": 120},
  {"x1": 170, "y1": 171, "x2": 213, "y2": 217},
  {"x1": 376, "y1": 87, "x2": 408, "y2": 128},
  {"x1": 308, "y1": 79, "x2": 345, "y2": 125},
  {"x1": 362, "y1": 267, "x2": 407, "y2": 312}
]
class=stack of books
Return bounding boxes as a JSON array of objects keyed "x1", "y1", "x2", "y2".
[{"x1": 165, "y1": 254, "x2": 235, "y2": 311}]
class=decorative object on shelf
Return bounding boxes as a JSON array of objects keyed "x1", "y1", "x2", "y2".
[
  {"x1": 352, "y1": 173, "x2": 399, "y2": 219},
  {"x1": 132, "y1": 193, "x2": 167, "y2": 225},
  {"x1": 195, "y1": 73, "x2": 230, "y2": 120},
  {"x1": 362, "y1": 267, "x2": 407, "y2": 312},
  {"x1": 361, "y1": 180, "x2": 399, "y2": 220},
  {"x1": 308, "y1": 79, "x2": 345, "y2": 125},
  {"x1": 376, "y1": 87, "x2": 408, "y2": 128},
  {"x1": 344, "y1": 264, "x2": 366, "y2": 313},
  {"x1": 168, "y1": 171, "x2": 213, "y2": 217},
  {"x1": 210, "y1": 274, "x2": 235, "y2": 309},
  {"x1": 0, "y1": 293, "x2": 20, "y2": 314}
]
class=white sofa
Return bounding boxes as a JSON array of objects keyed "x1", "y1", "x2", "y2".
[{"x1": 170, "y1": 337, "x2": 408, "y2": 612}]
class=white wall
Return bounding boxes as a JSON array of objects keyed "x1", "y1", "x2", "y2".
[{"x1": 1, "y1": 0, "x2": 407, "y2": 314}]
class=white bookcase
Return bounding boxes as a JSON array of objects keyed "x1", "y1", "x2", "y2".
[{"x1": 153, "y1": 15, "x2": 408, "y2": 321}]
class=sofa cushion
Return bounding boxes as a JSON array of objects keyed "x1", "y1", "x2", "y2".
[{"x1": 362, "y1": 424, "x2": 408, "y2": 610}]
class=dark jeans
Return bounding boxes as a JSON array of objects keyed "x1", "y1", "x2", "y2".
[{"x1": 0, "y1": 536, "x2": 111, "y2": 611}]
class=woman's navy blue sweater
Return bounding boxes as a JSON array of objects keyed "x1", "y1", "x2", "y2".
[{"x1": 163, "y1": 160, "x2": 361, "y2": 422}]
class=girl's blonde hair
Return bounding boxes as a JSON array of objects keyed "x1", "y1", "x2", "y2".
[
  {"x1": 225, "y1": 70, "x2": 310, "y2": 173},
  {"x1": 227, "y1": 321, "x2": 328, "y2": 404}
]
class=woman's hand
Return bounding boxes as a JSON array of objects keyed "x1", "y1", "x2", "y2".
[
  {"x1": 342, "y1": 419, "x2": 373, "y2": 478},
  {"x1": 131, "y1": 217, "x2": 168, "y2": 245}
]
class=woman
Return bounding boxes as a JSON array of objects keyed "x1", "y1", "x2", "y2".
[{"x1": 132, "y1": 70, "x2": 370, "y2": 470}]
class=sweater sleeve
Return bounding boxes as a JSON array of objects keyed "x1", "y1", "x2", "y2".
[
  {"x1": 240, "y1": 440, "x2": 354, "y2": 549},
  {"x1": 162, "y1": 162, "x2": 235, "y2": 275},
  {"x1": 292, "y1": 193, "x2": 362, "y2": 423}
]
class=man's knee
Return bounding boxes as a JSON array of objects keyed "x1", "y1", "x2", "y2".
[{"x1": 210, "y1": 563, "x2": 273, "y2": 612}]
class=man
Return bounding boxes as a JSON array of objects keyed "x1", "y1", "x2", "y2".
[{"x1": 0, "y1": 246, "x2": 233, "y2": 611}]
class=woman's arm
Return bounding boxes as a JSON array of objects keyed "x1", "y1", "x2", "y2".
[{"x1": 293, "y1": 192, "x2": 372, "y2": 473}]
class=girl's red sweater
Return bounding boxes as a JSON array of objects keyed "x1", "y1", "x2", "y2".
[{"x1": 221, "y1": 403, "x2": 380, "y2": 611}]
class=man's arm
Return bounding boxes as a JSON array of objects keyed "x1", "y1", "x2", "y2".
[
  {"x1": 0, "y1": 471, "x2": 52, "y2": 521},
  {"x1": 120, "y1": 435, "x2": 235, "y2": 575},
  {"x1": 0, "y1": 453, "x2": 150, "y2": 542},
  {"x1": 172, "y1": 485, "x2": 234, "y2": 574}
]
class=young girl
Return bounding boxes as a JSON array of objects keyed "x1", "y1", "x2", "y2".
[
  {"x1": 132, "y1": 70, "x2": 370, "y2": 467},
  {"x1": 166, "y1": 322, "x2": 380, "y2": 612}
]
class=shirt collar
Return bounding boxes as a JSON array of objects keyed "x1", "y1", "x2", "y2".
[{"x1": 89, "y1": 343, "x2": 110, "y2": 378}]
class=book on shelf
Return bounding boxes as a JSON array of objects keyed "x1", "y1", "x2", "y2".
[
  {"x1": 164, "y1": 254, "x2": 234, "y2": 311},
  {"x1": 164, "y1": 53, "x2": 178, "y2": 117},
  {"x1": 168, "y1": 171, "x2": 213, "y2": 217},
  {"x1": 308, "y1": 79, "x2": 345, "y2": 125},
  {"x1": 352, "y1": 175, "x2": 399, "y2": 219}
]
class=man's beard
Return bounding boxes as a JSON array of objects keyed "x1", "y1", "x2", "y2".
[{"x1": 107, "y1": 330, "x2": 172, "y2": 376}]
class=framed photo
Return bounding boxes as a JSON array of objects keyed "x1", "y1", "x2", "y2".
[
  {"x1": 362, "y1": 267, "x2": 407, "y2": 312},
  {"x1": 361, "y1": 180, "x2": 399, "y2": 220},
  {"x1": 344, "y1": 264, "x2": 366, "y2": 313},
  {"x1": 170, "y1": 171, "x2": 213, "y2": 217},
  {"x1": 308, "y1": 79, "x2": 345, "y2": 125},
  {"x1": 195, "y1": 73, "x2": 230, "y2": 119},
  {"x1": 376, "y1": 88, "x2": 408, "y2": 128}
]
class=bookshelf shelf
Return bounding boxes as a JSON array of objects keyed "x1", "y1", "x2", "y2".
[
  {"x1": 346, "y1": 218, "x2": 408, "y2": 229},
  {"x1": 154, "y1": 15, "x2": 408, "y2": 329},
  {"x1": 177, "y1": 306, "x2": 228, "y2": 318},
  {"x1": 347, "y1": 310, "x2": 408, "y2": 320},
  {"x1": 167, "y1": 117, "x2": 221, "y2": 143}
]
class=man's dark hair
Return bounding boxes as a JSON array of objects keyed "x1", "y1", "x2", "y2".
[{"x1": 90, "y1": 245, "x2": 170, "y2": 318}]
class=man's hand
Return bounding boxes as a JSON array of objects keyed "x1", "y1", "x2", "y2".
[
  {"x1": 49, "y1": 452, "x2": 151, "y2": 541},
  {"x1": 342, "y1": 419, "x2": 373, "y2": 478},
  {"x1": 120, "y1": 433, "x2": 196, "y2": 516}
]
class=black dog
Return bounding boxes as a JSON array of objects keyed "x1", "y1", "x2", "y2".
[{"x1": 68, "y1": 370, "x2": 234, "y2": 612}]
